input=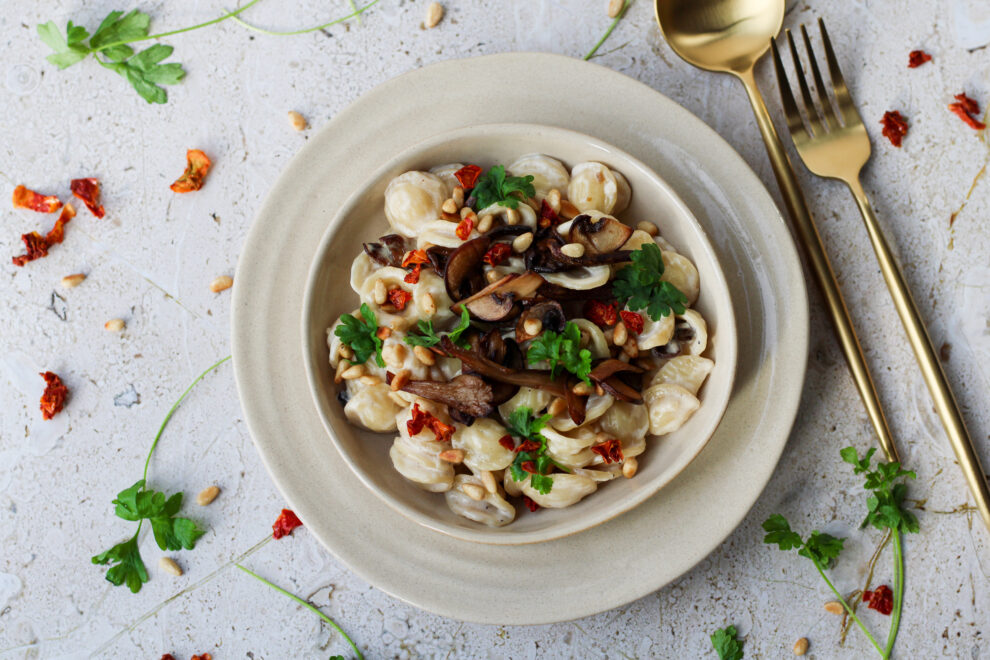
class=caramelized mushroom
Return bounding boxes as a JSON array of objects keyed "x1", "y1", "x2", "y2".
[
  {"x1": 453, "y1": 271, "x2": 545, "y2": 322},
  {"x1": 537, "y1": 281, "x2": 614, "y2": 301},
  {"x1": 569, "y1": 214, "x2": 634, "y2": 255},
  {"x1": 425, "y1": 245, "x2": 453, "y2": 273},
  {"x1": 515, "y1": 301, "x2": 565, "y2": 342},
  {"x1": 589, "y1": 359, "x2": 644, "y2": 404},
  {"x1": 363, "y1": 234, "x2": 407, "y2": 267},
  {"x1": 444, "y1": 236, "x2": 490, "y2": 301},
  {"x1": 400, "y1": 374, "x2": 495, "y2": 417}
]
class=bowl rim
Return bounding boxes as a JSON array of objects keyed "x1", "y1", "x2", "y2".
[{"x1": 301, "y1": 122, "x2": 738, "y2": 545}]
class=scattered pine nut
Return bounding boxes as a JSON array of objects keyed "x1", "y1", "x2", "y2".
[
  {"x1": 287, "y1": 110, "x2": 308, "y2": 131},
  {"x1": 613, "y1": 321, "x2": 628, "y2": 347},
  {"x1": 485, "y1": 269, "x2": 501, "y2": 283},
  {"x1": 607, "y1": 0, "x2": 624, "y2": 18},
  {"x1": 359, "y1": 375, "x2": 381, "y2": 386},
  {"x1": 793, "y1": 637, "x2": 809, "y2": 656},
  {"x1": 196, "y1": 485, "x2": 221, "y2": 506},
  {"x1": 390, "y1": 368, "x2": 411, "y2": 392},
  {"x1": 61, "y1": 273, "x2": 86, "y2": 288},
  {"x1": 373, "y1": 279, "x2": 387, "y2": 305},
  {"x1": 104, "y1": 318, "x2": 126, "y2": 332},
  {"x1": 210, "y1": 275, "x2": 233, "y2": 293},
  {"x1": 546, "y1": 189, "x2": 562, "y2": 214},
  {"x1": 452, "y1": 186, "x2": 465, "y2": 207},
  {"x1": 560, "y1": 242, "x2": 585, "y2": 258},
  {"x1": 622, "y1": 339, "x2": 639, "y2": 358},
  {"x1": 622, "y1": 456, "x2": 638, "y2": 478},
  {"x1": 334, "y1": 359, "x2": 351, "y2": 384},
  {"x1": 439, "y1": 448, "x2": 465, "y2": 463},
  {"x1": 461, "y1": 482, "x2": 485, "y2": 501},
  {"x1": 419, "y1": 292, "x2": 437, "y2": 316},
  {"x1": 523, "y1": 318, "x2": 543, "y2": 337},
  {"x1": 505, "y1": 207, "x2": 520, "y2": 225},
  {"x1": 637, "y1": 221, "x2": 659, "y2": 236},
  {"x1": 442, "y1": 198, "x2": 458, "y2": 214},
  {"x1": 823, "y1": 601, "x2": 844, "y2": 615},
  {"x1": 512, "y1": 232, "x2": 534, "y2": 253},
  {"x1": 376, "y1": 326, "x2": 392, "y2": 340},
  {"x1": 341, "y1": 364, "x2": 365, "y2": 380},
  {"x1": 159, "y1": 556, "x2": 183, "y2": 576},
  {"x1": 548, "y1": 397, "x2": 567, "y2": 417},
  {"x1": 477, "y1": 213, "x2": 494, "y2": 233},
  {"x1": 480, "y1": 470, "x2": 497, "y2": 494},
  {"x1": 338, "y1": 344, "x2": 355, "y2": 360},
  {"x1": 559, "y1": 199, "x2": 580, "y2": 219},
  {"x1": 572, "y1": 381, "x2": 594, "y2": 396},
  {"x1": 424, "y1": 2, "x2": 444, "y2": 28},
  {"x1": 413, "y1": 345, "x2": 436, "y2": 366},
  {"x1": 459, "y1": 206, "x2": 477, "y2": 223}
]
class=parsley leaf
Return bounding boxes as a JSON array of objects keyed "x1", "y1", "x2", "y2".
[
  {"x1": 612, "y1": 243, "x2": 688, "y2": 321},
  {"x1": 404, "y1": 307, "x2": 471, "y2": 349},
  {"x1": 710, "y1": 625, "x2": 744, "y2": 660},
  {"x1": 762, "y1": 514, "x2": 844, "y2": 568},
  {"x1": 761, "y1": 513, "x2": 804, "y2": 551},
  {"x1": 335, "y1": 303, "x2": 385, "y2": 367},
  {"x1": 91, "y1": 535, "x2": 148, "y2": 593},
  {"x1": 37, "y1": 21, "x2": 91, "y2": 69},
  {"x1": 506, "y1": 407, "x2": 558, "y2": 493},
  {"x1": 472, "y1": 165, "x2": 536, "y2": 210},
  {"x1": 526, "y1": 321, "x2": 592, "y2": 385},
  {"x1": 841, "y1": 446, "x2": 919, "y2": 534}
]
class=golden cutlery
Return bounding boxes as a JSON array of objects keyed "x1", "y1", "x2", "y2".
[
  {"x1": 653, "y1": 0, "x2": 899, "y2": 463},
  {"x1": 771, "y1": 20, "x2": 990, "y2": 530}
]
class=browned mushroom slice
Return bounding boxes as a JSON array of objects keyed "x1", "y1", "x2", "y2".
[
  {"x1": 425, "y1": 245, "x2": 453, "y2": 273},
  {"x1": 452, "y1": 271, "x2": 545, "y2": 322},
  {"x1": 537, "y1": 281, "x2": 614, "y2": 301},
  {"x1": 598, "y1": 375, "x2": 643, "y2": 404},
  {"x1": 363, "y1": 234, "x2": 407, "y2": 267},
  {"x1": 515, "y1": 301, "x2": 566, "y2": 342},
  {"x1": 400, "y1": 374, "x2": 495, "y2": 417},
  {"x1": 588, "y1": 359, "x2": 644, "y2": 384},
  {"x1": 439, "y1": 336, "x2": 568, "y2": 398},
  {"x1": 444, "y1": 236, "x2": 490, "y2": 301},
  {"x1": 569, "y1": 214, "x2": 634, "y2": 255},
  {"x1": 564, "y1": 378, "x2": 587, "y2": 426}
]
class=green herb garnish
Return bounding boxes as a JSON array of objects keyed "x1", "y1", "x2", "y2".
[
  {"x1": 472, "y1": 165, "x2": 535, "y2": 210},
  {"x1": 404, "y1": 306, "x2": 471, "y2": 349},
  {"x1": 526, "y1": 321, "x2": 592, "y2": 385},
  {"x1": 612, "y1": 242, "x2": 687, "y2": 321},
  {"x1": 710, "y1": 625, "x2": 744, "y2": 660},
  {"x1": 335, "y1": 303, "x2": 385, "y2": 367},
  {"x1": 506, "y1": 407, "x2": 557, "y2": 494}
]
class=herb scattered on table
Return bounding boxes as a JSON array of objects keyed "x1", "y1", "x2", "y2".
[
  {"x1": 710, "y1": 624, "x2": 744, "y2": 660},
  {"x1": 404, "y1": 306, "x2": 471, "y2": 349},
  {"x1": 471, "y1": 165, "x2": 535, "y2": 210},
  {"x1": 335, "y1": 303, "x2": 386, "y2": 367},
  {"x1": 584, "y1": 0, "x2": 632, "y2": 61},
  {"x1": 612, "y1": 242, "x2": 687, "y2": 321},
  {"x1": 526, "y1": 321, "x2": 592, "y2": 385},
  {"x1": 506, "y1": 407, "x2": 558, "y2": 495}
]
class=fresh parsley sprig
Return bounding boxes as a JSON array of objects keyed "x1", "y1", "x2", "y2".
[
  {"x1": 472, "y1": 165, "x2": 536, "y2": 210},
  {"x1": 404, "y1": 306, "x2": 471, "y2": 349},
  {"x1": 612, "y1": 243, "x2": 688, "y2": 321},
  {"x1": 526, "y1": 321, "x2": 592, "y2": 385},
  {"x1": 506, "y1": 407, "x2": 558, "y2": 494},
  {"x1": 335, "y1": 303, "x2": 385, "y2": 367},
  {"x1": 710, "y1": 625, "x2": 744, "y2": 660},
  {"x1": 840, "y1": 447, "x2": 919, "y2": 534}
]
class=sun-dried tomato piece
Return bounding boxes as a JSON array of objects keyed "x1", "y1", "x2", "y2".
[
  {"x1": 590, "y1": 438, "x2": 623, "y2": 464},
  {"x1": 619, "y1": 311, "x2": 644, "y2": 334},
  {"x1": 191, "y1": 654, "x2": 213, "y2": 660},
  {"x1": 483, "y1": 242, "x2": 512, "y2": 267},
  {"x1": 272, "y1": 508, "x2": 303, "y2": 539},
  {"x1": 949, "y1": 93, "x2": 987, "y2": 130},
  {"x1": 585, "y1": 300, "x2": 618, "y2": 328},
  {"x1": 12, "y1": 203, "x2": 75, "y2": 267},
  {"x1": 539, "y1": 199, "x2": 560, "y2": 228},
  {"x1": 45, "y1": 202, "x2": 75, "y2": 245},
  {"x1": 170, "y1": 149, "x2": 212, "y2": 193},
  {"x1": 523, "y1": 496, "x2": 540, "y2": 512},
  {"x1": 907, "y1": 50, "x2": 932, "y2": 68},
  {"x1": 387, "y1": 288, "x2": 413, "y2": 310},
  {"x1": 402, "y1": 249, "x2": 429, "y2": 284},
  {"x1": 12, "y1": 185, "x2": 62, "y2": 213},
  {"x1": 880, "y1": 110, "x2": 909, "y2": 147},
  {"x1": 515, "y1": 439, "x2": 541, "y2": 453},
  {"x1": 455, "y1": 217, "x2": 474, "y2": 240},
  {"x1": 863, "y1": 584, "x2": 894, "y2": 615},
  {"x1": 498, "y1": 434, "x2": 515, "y2": 451},
  {"x1": 407, "y1": 403, "x2": 454, "y2": 443},
  {"x1": 160, "y1": 655, "x2": 176, "y2": 660},
  {"x1": 39, "y1": 371, "x2": 68, "y2": 420},
  {"x1": 520, "y1": 460, "x2": 538, "y2": 474},
  {"x1": 454, "y1": 164, "x2": 482, "y2": 190},
  {"x1": 952, "y1": 93, "x2": 980, "y2": 116},
  {"x1": 70, "y1": 178, "x2": 105, "y2": 218}
]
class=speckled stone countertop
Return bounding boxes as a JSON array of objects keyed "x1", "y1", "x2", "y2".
[{"x1": 1, "y1": 1, "x2": 988, "y2": 658}]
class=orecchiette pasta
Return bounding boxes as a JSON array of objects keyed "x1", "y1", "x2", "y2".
[
  {"x1": 660, "y1": 250, "x2": 700, "y2": 305},
  {"x1": 453, "y1": 418, "x2": 515, "y2": 472},
  {"x1": 522, "y1": 473, "x2": 597, "y2": 508},
  {"x1": 429, "y1": 162, "x2": 466, "y2": 196},
  {"x1": 643, "y1": 383, "x2": 701, "y2": 436},
  {"x1": 507, "y1": 153, "x2": 570, "y2": 201},
  {"x1": 384, "y1": 171, "x2": 447, "y2": 237},
  {"x1": 567, "y1": 162, "x2": 619, "y2": 214},
  {"x1": 445, "y1": 474, "x2": 516, "y2": 526}
]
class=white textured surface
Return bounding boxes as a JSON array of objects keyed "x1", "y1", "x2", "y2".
[{"x1": 1, "y1": 1, "x2": 988, "y2": 658}]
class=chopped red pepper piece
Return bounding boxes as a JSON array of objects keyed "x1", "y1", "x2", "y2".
[
  {"x1": 483, "y1": 242, "x2": 512, "y2": 267},
  {"x1": 590, "y1": 438, "x2": 623, "y2": 464},
  {"x1": 880, "y1": 110, "x2": 909, "y2": 147},
  {"x1": 862, "y1": 584, "x2": 894, "y2": 615},
  {"x1": 539, "y1": 199, "x2": 560, "y2": 228},
  {"x1": 191, "y1": 654, "x2": 213, "y2": 660},
  {"x1": 160, "y1": 655, "x2": 176, "y2": 660},
  {"x1": 455, "y1": 216, "x2": 474, "y2": 240},
  {"x1": 402, "y1": 249, "x2": 430, "y2": 284},
  {"x1": 12, "y1": 202, "x2": 75, "y2": 267},
  {"x1": 387, "y1": 288, "x2": 413, "y2": 310},
  {"x1": 907, "y1": 50, "x2": 932, "y2": 68},
  {"x1": 272, "y1": 509, "x2": 303, "y2": 539},
  {"x1": 407, "y1": 403, "x2": 455, "y2": 443},
  {"x1": 453, "y1": 164, "x2": 482, "y2": 190},
  {"x1": 12, "y1": 185, "x2": 62, "y2": 213},
  {"x1": 498, "y1": 434, "x2": 515, "y2": 451},
  {"x1": 70, "y1": 178, "x2": 105, "y2": 218},
  {"x1": 949, "y1": 93, "x2": 986, "y2": 130},
  {"x1": 523, "y1": 496, "x2": 540, "y2": 512},
  {"x1": 39, "y1": 371, "x2": 68, "y2": 420},
  {"x1": 515, "y1": 439, "x2": 541, "y2": 453},
  {"x1": 520, "y1": 460, "x2": 538, "y2": 474},
  {"x1": 585, "y1": 300, "x2": 618, "y2": 328},
  {"x1": 619, "y1": 311, "x2": 644, "y2": 334},
  {"x1": 170, "y1": 149, "x2": 212, "y2": 193}
]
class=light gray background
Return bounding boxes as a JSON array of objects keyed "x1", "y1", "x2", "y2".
[{"x1": 1, "y1": 1, "x2": 988, "y2": 658}]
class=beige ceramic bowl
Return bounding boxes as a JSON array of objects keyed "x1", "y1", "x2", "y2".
[{"x1": 301, "y1": 123, "x2": 737, "y2": 545}]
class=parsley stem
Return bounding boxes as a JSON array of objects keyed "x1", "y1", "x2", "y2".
[
  {"x1": 229, "y1": 0, "x2": 382, "y2": 36},
  {"x1": 583, "y1": 0, "x2": 632, "y2": 61},
  {"x1": 348, "y1": 0, "x2": 362, "y2": 25},
  {"x1": 234, "y1": 563, "x2": 364, "y2": 659},
  {"x1": 884, "y1": 530, "x2": 905, "y2": 658},
  {"x1": 813, "y1": 561, "x2": 885, "y2": 657},
  {"x1": 94, "y1": 0, "x2": 265, "y2": 52},
  {"x1": 142, "y1": 356, "x2": 231, "y2": 482}
]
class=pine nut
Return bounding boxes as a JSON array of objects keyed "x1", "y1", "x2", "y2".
[
  {"x1": 424, "y1": 1, "x2": 444, "y2": 28},
  {"x1": 559, "y1": 199, "x2": 580, "y2": 219},
  {"x1": 460, "y1": 206, "x2": 476, "y2": 220},
  {"x1": 607, "y1": 0, "x2": 624, "y2": 18},
  {"x1": 622, "y1": 456, "x2": 638, "y2": 478},
  {"x1": 359, "y1": 375, "x2": 381, "y2": 386},
  {"x1": 442, "y1": 198, "x2": 458, "y2": 214},
  {"x1": 485, "y1": 269, "x2": 501, "y2": 283},
  {"x1": 452, "y1": 186, "x2": 465, "y2": 207},
  {"x1": 546, "y1": 189, "x2": 562, "y2": 214},
  {"x1": 382, "y1": 344, "x2": 406, "y2": 369},
  {"x1": 287, "y1": 110, "x2": 308, "y2": 131},
  {"x1": 196, "y1": 485, "x2": 221, "y2": 506},
  {"x1": 389, "y1": 318, "x2": 409, "y2": 332},
  {"x1": 622, "y1": 339, "x2": 639, "y2": 358},
  {"x1": 376, "y1": 326, "x2": 392, "y2": 341},
  {"x1": 505, "y1": 207, "x2": 520, "y2": 225},
  {"x1": 523, "y1": 318, "x2": 543, "y2": 336},
  {"x1": 159, "y1": 557, "x2": 183, "y2": 576},
  {"x1": 104, "y1": 318, "x2": 126, "y2": 332},
  {"x1": 61, "y1": 273, "x2": 86, "y2": 288},
  {"x1": 338, "y1": 344, "x2": 354, "y2": 360},
  {"x1": 823, "y1": 601, "x2": 844, "y2": 615},
  {"x1": 560, "y1": 242, "x2": 585, "y2": 258},
  {"x1": 595, "y1": 383, "x2": 605, "y2": 396},
  {"x1": 461, "y1": 482, "x2": 485, "y2": 501},
  {"x1": 613, "y1": 321, "x2": 628, "y2": 346},
  {"x1": 341, "y1": 364, "x2": 365, "y2": 380},
  {"x1": 477, "y1": 214, "x2": 494, "y2": 233},
  {"x1": 480, "y1": 470, "x2": 497, "y2": 494},
  {"x1": 334, "y1": 359, "x2": 351, "y2": 383},
  {"x1": 572, "y1": 381, "x2": 594, "y2": 396},
  {"x1": 548, "y1": 397, "x2": 567, "y2": 417},
  {"x1": 439, "y1": 448, "x2": 465, "y2": 463},
  {"x1": 419, "y1": 292, "x2": 437, "y2": 316},
  {"x1": 637, "y1": 221, "x2": 659, "y2": 236},
  {"x1": 390, "y1": 368, "x2": 410, "y2": 392},
  {"x1": 210, "y1": 275, "x2": 233, "y2": 292},
  {"x1": 413, "y1": 345, "x2": 436, "y2": 366},
  {"x1": 793, "y1": 638, "x2": 809, "y2": 655},
  {"x1": 373, "y1": 279, "x2": 387, "y2": 305},
  {"x1": 512, "y1": 232, "x2": 534, "y2": 253}
]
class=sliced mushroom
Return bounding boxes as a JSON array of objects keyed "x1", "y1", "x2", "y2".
[
  {"x1": 453, "y1": 271, "x2": 545, "y2": 322},
  {"x1": 599, "y1": 376, "x2": 643, "y2": 404},
  {"x1": 399, "y1": 374, "x2": 495, "y2": 417},
  {"x1": 537, "y1": 281, "x2": 614, "y2": 301},
  {"x1": 569, "y1": 213, "x2": 633, "y2": 255},
  {"x1": 444, "y1": 236, "x2": 490, "y2": 301},
  {"x1": 589, "y1": 359, "x2": 644, "y2": 383},
  {"x1": 425, "y1": 245, "x2": 452, "y2": 274},
  {"x1": 515, "y1": 301, "x2": 565, "y2": 342},
  {"x1": 541, "y1": 265, "x2": 611, "y2": 291},
  {"x1": 363, "y1": 234, "x2": 407, "y2": 267}
]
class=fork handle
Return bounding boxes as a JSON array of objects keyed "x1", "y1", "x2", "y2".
[
  {"x1": 848, "y1": 178, "x2": 990, "y2": 528},
  {"x1": 736, "y1": 68, "x2": 899, "y2": 463}
]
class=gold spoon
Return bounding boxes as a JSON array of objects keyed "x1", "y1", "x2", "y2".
[{"x1": 654, "y1": 0, "x2": 900, "y2": 463}]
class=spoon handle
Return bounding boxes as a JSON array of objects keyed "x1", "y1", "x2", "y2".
[{"x1": 736, "y1": 67, "x2": 899, "y2": 463}]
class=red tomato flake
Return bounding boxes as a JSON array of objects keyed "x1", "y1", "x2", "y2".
[
  {"x1": 453, "y1": 164, "x2": 482, "y2": 190},
  {"x1": 191, "y1": 655, "x2": 213, "y2": 660},
  {"x1": 387, "y1": 287, "x2": 413, "y2": 310},
  {"x1": 523, "y1": 496, "x2": 540, "y2": 512},
  {"x1": 880, "y1": 111, "x2": 909, "y2": 147},
  {"x1": 483, "y1": 242, "x2": 512, "y2": 267},
  {"x1": 160, "y1": 655, "x2": 176, "y2": 660},
  {"x1": 455, "y1": 216, "x2": 474, "y2": 240},
  {"x1": 407, "y1": 403, "x2": 455, "y2": 443},
  {"x1": 12, "y1": 202, "x2": 75, "y2": 267},
  {"x1": 520, "y1": 460, "x2": 538, "y2": 474},
  {"x1": 170, "y1": 149, "x2": 212, "y2": 193},
  {"x1": 862, "y1": 584, "x2": 894, "y2": 615},
  {"x1": 39, "y1": 371, "x2": 68, "y2": 420},
  {"x1": 907, "y1": 50, "x2": 932, "y2": 68},
  {"x1": 70, "y1": 178, "x2": 105, "y2": 218},
  {"x1": 949, "y1": 93, "x2": 987, "y2": 131},
  {"x1": 585, "y1": 300, "x2": 618, "y2": 328},
  {"x1": 539, "y1": 199, "x2": 560, "y2": 228},
  {"x1": 272, "y1": 508, "x2": 303, "y2": 539},
  {"x1": 402, "y1": 249, "x2": 429, "y2": 284},
  {"x1": 515, "y1": 439, "x2": 541, "y2": 453},
  {"x1": 619, "y1": 311, "x2": 644, "y2": 334},
  {"x1": 590, "y1": 438, "x2": 623, "y2": 464},
  {"x1": 498, "y1": 434, "x2": 515, "y2": 451},
  {"x1": 12, "y1": 185, "x2": 62, "y2": 213}
]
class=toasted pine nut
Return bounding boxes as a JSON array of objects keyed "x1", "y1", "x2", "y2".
[
  {"x1": 287, "y1": 110, "x2": 308, "y2": 131},
  {"x1": 823, "y1": 601, "x2": 844, "y2": 615},
  {"x1": 341, "y1": 364, "x2": 365, "y2": 380},
  {"x1": 210, "y1": 275, "x2": 233, "y2": 293},
  {"x1": 546, "y1": 189, "x2": 562, "y2": 214},
  {"x1": 793, "y1": 638, "x2": 809, "y2": 656},
  {"x1": 523, "y1": 318, "x2": 543, "y2": 336},
  {"x1": 595, "y1": 383, "x2": 605, "y2": 396},
  {"x1": 477, "y1": 213, "x2": 494, "y2": 233},
  {"x1": 373, "y1": 279, "x2": 387, "y2": 305},
  {"x1": 419, "y1": 292, "x2": 437, "y2": 316},
  {"x1": 439, "y1": 448, "x2": 465, "y2": 463},
  {"x1": 622, "y1": 456, "x2": 638, "y2": 478},
  {"x1": 376, "y1": 326, "x2": 392, "y2": 340},
  {"x1": 442, "y1": 198, "x2": 458, "y2": 214},
  {"x1": 388, "y1": 391, "x2": 408, "y2": 406},
  {"x1": 480, "y1": 470, "x2": 497, "y2": 494},
  {"x1": 196, "y1": 485, "x2": 221, "y2": 506},
  {"x1": 104, "y1": 318, "x2": 126, "y2": 332},
  {"x1": 548, "y1": 397, "x2": 567, "y2": 417},
  {"x1": 622, "y1": 340, "x2": 640, "y2": 358},
  {"x1": 159, "y1": 557, "x2": 183, "y2": 576},
  {"x1": 460, "y1": 206, "x2": 476, "y2": 220},
  {"x1": 560, "y1": 242, "x2": 585, "y2": 258},
  {"x1": 572, "y1": 381, "x2": 594, "y2": 396},
  {"x1": 505, "y1": 207, "x2": 520, "y2": 225},
  {"x1": 359, "y1": 375, "x2": 381, "y2": 386},
  {"x1": 382, "y1": 344, "x2": 405, "y2": 369},
  {"x1": 512, "y1": 232, "x2": 534, "y2": 253},
  {"x1": 461, "y1": 482, "x2": 485, "y2": 501},
  {"x1": 413, "y1": 345, "x2": 436, "y2": 366},
  {"x1": 334, "y1": 359, "x2": 351, "y2": 383},
  {"x1": 424, "y1": 1, "x2": 444, "y2": 28},
  {"x1": 452, "y1": 186, "x2": 465, "y2": 207},
  {"x1": 338, "y1": 343, "x2": 354, "y2": 360},
  {"x1": 485, "y1": 269, "x2": 501, "y2": 283},
  {"x1": 637, "y1": 221, "x2": 659, "y2": 236},
  {"x1": 559, "y1": 199, "x2": 580, "y2": 219},
  {"x1": 61, "y1": 273, "x2": 86, "y2": 288},
  {"x1": 390, "y1": 368, "x2": 410, "y2": 392},
  {"x1": 389, "y1": 318, "x2": 409, "y2": 332},
  {"x1": 607, "y1": 0, "x2": 624, "y2": 18},
  {"x1": 613, "y1": 321, "x2": 628, "y2": 346}
]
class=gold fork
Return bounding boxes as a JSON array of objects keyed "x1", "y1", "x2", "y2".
[{"x1": 772, "y1": 19, "x2": 990, "y2": 530}]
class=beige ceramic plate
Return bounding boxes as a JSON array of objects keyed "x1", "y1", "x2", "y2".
[
  {"x1": 232, "y1": 53, "x2": 808, "y2": 624},
  {"x1": 301, "y1": 123, "x2": 738, "y2": 545}
]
